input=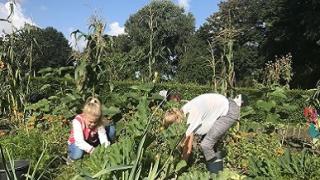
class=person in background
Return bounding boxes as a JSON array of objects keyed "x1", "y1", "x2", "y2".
[
  {"x1": 67, "y1": 97, "x2": 110, "y2": 162},
  {"x1": 103, "y1": 116, "x2": 116, "y2": 143},
  {"x1": 164, "y1": 93, "x2": 242, "y2": 166},
  {"x1": 159, "y1": 89, "x2": 182, "y2": 102},
  {"x1": 303, "y1": 106, "x2": 320, "y2": 144}
]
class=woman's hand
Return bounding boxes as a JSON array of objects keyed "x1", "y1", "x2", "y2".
[
  {"x1": 104, "y1": 141, "x2": 111, "y2": 148},
  {"x1": 181, "y1": 133, "x2": 194, "y2": 161}
]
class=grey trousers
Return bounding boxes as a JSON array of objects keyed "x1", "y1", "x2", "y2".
[{"x1": 200, "y1": 99, "x2": 240, "y2": 161}]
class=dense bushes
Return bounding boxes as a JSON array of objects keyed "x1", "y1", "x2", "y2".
[
  {"x1": 27, "y1": 77, "x2": 310, "y2": 124},
  {"x1": 106, "y1": 81, "x2": 309, "y2": 123},
  {"x1": 0, "y1": 118, "x2": 69, "y2": 179}
]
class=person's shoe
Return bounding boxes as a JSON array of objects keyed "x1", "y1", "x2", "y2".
[{"x1": 206, "y1": 150, "x2": 225, "y2": 163}]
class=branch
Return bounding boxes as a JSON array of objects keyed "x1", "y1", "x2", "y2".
[{"x1": 0, "y1": 18, "x2": 12, "y2": 23}]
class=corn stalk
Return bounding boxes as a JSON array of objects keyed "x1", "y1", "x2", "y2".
[
  {"x1": 209, "y1": 11, "x2": 238, "y2": 96},
  {"x1": 71, "y1": 16, "x2": 117, "y2": 94},
  {"x1": 0, "y1": 20, "x2": 36, "y2": 123}
]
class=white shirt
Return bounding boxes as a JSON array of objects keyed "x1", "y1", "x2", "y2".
[
  {"x1": 182, "y1": 93, "x2": 229, "y2": 136},
  {"x1": 72, "y1": 120, "x2": 110, "y2": 153}
]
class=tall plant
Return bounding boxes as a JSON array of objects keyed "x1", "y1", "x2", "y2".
[
  {"x1": 0, "y1": 16, "x2": 37, "y2": 122},
  {"x1": 307, "y1": 80, "x2": 320, "y2": 109},
  {"x1": 71, "y1": 16, "x2": 113, "y2": 94},
  {"x1": 263, "y1": 53, "x2": 293, "y2": 88},
  {"x1": 208, "y1": 11, "x2": 238, "y2": 96}
]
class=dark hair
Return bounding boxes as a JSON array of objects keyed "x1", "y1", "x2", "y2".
[{"x1": 166, "y1": 90, "x2": 182, "y2": 102}]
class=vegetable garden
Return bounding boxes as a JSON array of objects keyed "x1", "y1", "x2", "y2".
[
  {"x1": 1, "y1": 76, "x2": 320, "y2": 179},
  {"x1": 1, "y1": 0, "x2": 320, "y2": 179}
]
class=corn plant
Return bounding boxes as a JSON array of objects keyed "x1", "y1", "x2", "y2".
[
  {"x1": 207, "y1": 41, "x2": 218, "y2": 92},
  {"x1": 71, "y1": 16, "x2": 116, "y2": 94},
  {"x1": 0, "y1": 25, "x2": 39, "y2": 123},
  {"x1": 208, "y1": 12, "x2": 238, "y2": 96}
]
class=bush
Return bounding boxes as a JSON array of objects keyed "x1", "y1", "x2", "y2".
[
  {"x1": 0, "y1": 119, "x2": 69, "y2": 179},
  {"x1": 105, "y1": 81, "x2": 310, "y2": 123}
]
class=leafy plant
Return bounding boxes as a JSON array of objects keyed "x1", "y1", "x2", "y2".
[
  {"x1": 242, "y1": 86, "x2": 298, "y2": 123},
  {"x1": 0, "y1": 119, "x2": 68, "y2": 179},
  {"x1": 263, "y1": 53, "x2": 293, "y2": 88},
  {"x1": 0, "y1": 25, "x2": 38, "y2": 122},
  {"x1": 249, "y1": 149, "x2": 320, "y2": 179}
]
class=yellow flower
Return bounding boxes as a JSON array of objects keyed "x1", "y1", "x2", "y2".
[
  {"x1": 0, "y1": 60, "x2": 5, "y2": 69},
  {"x1": 275, "y1": 147, "x2": 284, "y2": 156}
]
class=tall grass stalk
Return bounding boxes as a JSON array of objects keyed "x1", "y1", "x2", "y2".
[{"x1": 0, "y1": 24, "x2": 36, "y2": 123}]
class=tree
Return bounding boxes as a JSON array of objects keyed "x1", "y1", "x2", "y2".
[
  {"x1": 37, "y1": 27, "x2": 72, "y2": 69},
  {"x1": 124, "y1": 0, "x2": 195, "y2": 80},
  {"x1": 176, "y1": 34, "x2": 212, "y2": 84},
  {"x1": 1, "y1": 25, "x2": 72, "y2": 72},
  {"x1": 200, "y1": 0, "x2": 320, "y2": 88},
  {"x1": 264, "y1": 0, "x2": 320, "y2": 88},
  {"x1": 198, "y1": 0, "x2": 275, "y2": 85}
]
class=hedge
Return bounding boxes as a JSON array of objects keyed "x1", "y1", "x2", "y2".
[
  {"x1": 108, "y1": 81, "x2": 310, "y2": 123},
  {"x1": 29, "y1": 78, "x2": 311, "y2": 123}
]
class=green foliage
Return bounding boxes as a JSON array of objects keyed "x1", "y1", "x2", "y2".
[
  {"x1": 25, "y1": 87, "x2": 83, "y2": 119},
  {"x1": 249, "y1": 149, "x2": 320, "y2": 179},
  {"x1": 108, "y1": 81, "x2": 308, "y2": 122},
  {"x1": 0, "y1": 25, "x2": 70, "y2": 121},
  {"x1": 198, "y1": 0, "x2": 269, "y2": 86},
  {"x1": 264, "y1": 0, "x2": 320, "y2": 88},
  {"x1": 199, "y1": 0, "x2": 320, "y2": 88},
  {"x1": 241, "y1": 87, "x2": 300, "y2": 123},
  {"x1": 178, "y1": 168, "x2": 245, "y2": 180},
  {"x1": 31, "y1": 27, "x2": 72, "y2": 70},
  {"x1": 0, "y1": 121, "x2": 68, "y2": 179},
  {"x1": 0, "y1": 143, "x2": 50, "y2": 180},
  {"x1": 226, "y1": 129, "x2": 281, "y2": 172},
  {"x1": 1, "y1": 25, "x2": 71, "y2": 71},
  {"x1": 0, "y1": 25, "x2": 35, "y2": 121},
  {"x1": 306, "y1": 80, "x2": 320, "y2": 109},
  {"x1": 176, "y1": 34, "x2": 212, "y2": 84},
  {"x1": 125, "y1": 0, "x2": 195, "y2": 79}
]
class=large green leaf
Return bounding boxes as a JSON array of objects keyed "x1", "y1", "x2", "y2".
[
  {"x1": 281, "y1": 103, "x2": 297, "y2": 111},
  {"x1": 269, "y1": 87, "x2": 287, "y2": 100},
  {"x1": 266, "y1": 113, "x2": 280, "y2": 122},
  {"x1": 256, "y1": 100, "x2": 276, "y2": 112},
  {"x1": 175, "y1": 160, "x2": 187, "y2": 173},
  {"x1": 102, "y1": 106, "x2": 121, "y2": 117},
  {"x1": 92, "y1": 165, "x2": 133, "y2": 178},
  {"x1": 130, "y1": 83, "x2": 154, "y2": 92}
]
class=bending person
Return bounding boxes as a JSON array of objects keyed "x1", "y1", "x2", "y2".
[{"x1": 164, "y1": 93, "x2": 242, "y2": 162}]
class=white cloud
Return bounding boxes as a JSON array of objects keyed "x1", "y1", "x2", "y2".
[
  {"x1": 0, "y1": 2, "x2": 35, "y2": 35},
  {"x1": 106, "y1": 22, "x2": 125, "y2": 36},
  {"x1": 177, "y1": 0, "x2": 191, "y2": 11},
  {"x1": 67, "y1": 27, "x2": 87, "y2": 52},
  {"x1": 68, "y1": 21, "x2": 125, "y2": 52}
]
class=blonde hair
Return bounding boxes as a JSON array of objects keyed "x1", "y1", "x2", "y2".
[
  {"x1": 163, "y1": 108, "x2": 183, "y2": 127},
  {"x1": 83, "y1": 97, "x2": 102, "y2": 124}
]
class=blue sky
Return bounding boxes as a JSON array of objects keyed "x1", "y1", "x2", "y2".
[{"x1": 0, "y1": 0, "x2": 221, "y2": 49}]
